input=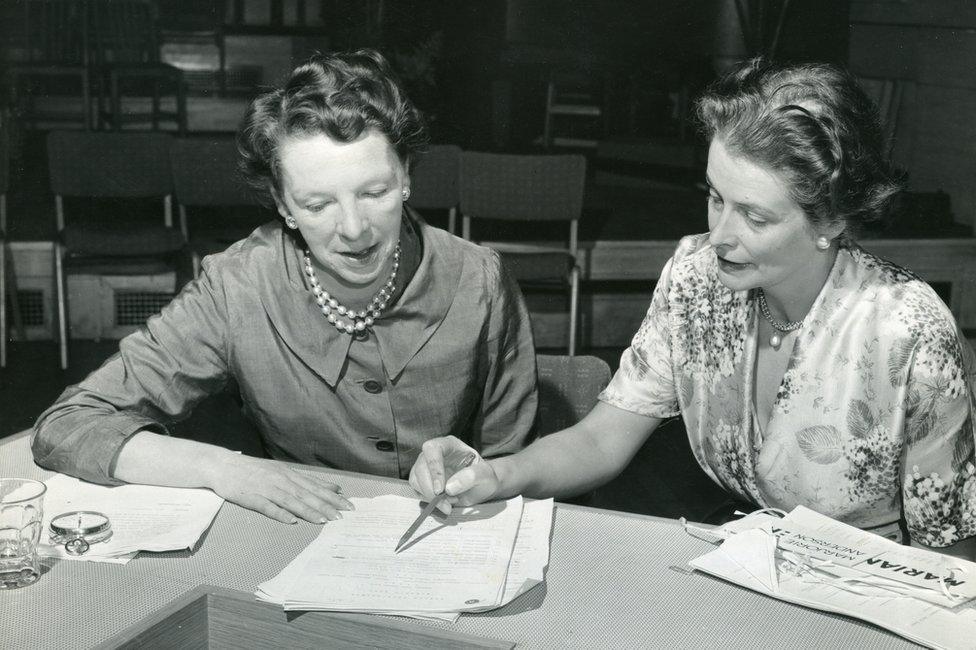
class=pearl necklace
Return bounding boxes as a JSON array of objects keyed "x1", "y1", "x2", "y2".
[
  {"x1": 303, "y1": 244, "x2": 400, "y2": 335},
  {"x1": 756, "y1": 288, "x2": 803, "y2": 349}
]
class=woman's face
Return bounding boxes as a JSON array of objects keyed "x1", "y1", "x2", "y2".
[
  {"x1": 705, "y1": 136, "x2": 840, "y2": 294},
  {"x1": 274, "y1": 129, "x2": 408, "y2": 290}
]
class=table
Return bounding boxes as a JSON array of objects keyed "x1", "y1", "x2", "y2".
[{"x1": 0, "y1": 431, "x2": 921, "y2": 649}]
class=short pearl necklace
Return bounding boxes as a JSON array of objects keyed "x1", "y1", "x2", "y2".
[
  {"x1": 756, "y1": 288, "x2": 803, "y2": 349},
  {"x1": 303, "y1": 244, "x2": 400, "y2": 335}
]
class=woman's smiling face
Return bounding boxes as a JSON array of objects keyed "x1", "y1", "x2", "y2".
[
  {"x1": 705, "y1": 136, "x2": 838, "y2": 294},
  {"x1": 274, "y1": 129, "x2": 408, "y2": 290}
]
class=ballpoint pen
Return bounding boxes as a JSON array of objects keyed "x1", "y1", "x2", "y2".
[{"x1": 394, "y1": 452, "x2": 477, "y2": 553}]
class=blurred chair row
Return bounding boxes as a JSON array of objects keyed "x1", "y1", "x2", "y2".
[
  {"x1": 3, "y1": 0, "x2": 188, "y2": 133},
  {"x1": 46, "y1": 131, "x2": 266, "y2": 369},
  {"x1": 5, "y1": 131, "x2": 586, "y2": 368}
]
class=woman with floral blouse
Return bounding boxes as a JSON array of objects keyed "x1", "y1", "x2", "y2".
[{"x1": 409, "y1": 58, "x2": 976, "y2": 558}]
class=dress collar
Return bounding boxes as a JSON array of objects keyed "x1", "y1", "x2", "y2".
[{"x1": 260, "y1": 210, "x2": 462, "y2": 387}]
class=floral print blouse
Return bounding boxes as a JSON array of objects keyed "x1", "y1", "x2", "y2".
[{"x1": 600, "y1": 234, "x2": 976, "y2": 547}]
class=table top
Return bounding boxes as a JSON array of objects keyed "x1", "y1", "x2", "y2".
[{"x1": 1, "y1": 430, "x2": 921, "y2": 649}]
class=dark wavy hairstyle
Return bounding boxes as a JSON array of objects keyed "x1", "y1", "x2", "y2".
[
  {"x1": 238, "y1": 48, "x2": 428, "y2": 205},
  {"x1": 696, "y1": 58, "x2": 903, "y2": 240}
]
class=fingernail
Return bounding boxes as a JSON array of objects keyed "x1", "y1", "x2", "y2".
[
  {"x1": 290, "y1": 518, "x2": 298, "y2": 525},
  {"x1": 434, "y1": 480, "x2": 443, "y2": 494},
  {"x1": 318, "y1": 517, "x2": 327, "y2": 524},
  {"x1": 445, "y1": 479, "x2": 459, "y2": 494}
]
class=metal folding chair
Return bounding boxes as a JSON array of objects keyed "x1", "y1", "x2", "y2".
[
  {"x1": 169, "y1": 135, "x2": 272, "y2": 277},
  {"x1": 47, "y1": 130, "x2": 185, "y2": 368},
  {"x1": 1, "y1": 109, "x2": 26, "y2": 367},
  {"x1": 460, "y1": 152, "x2": 587, "y2": 355},
  {"x1": 408, "y1": 144, "x2": 461, "y2": 234},
  {"x1": 90, "y1": 0, "x2": 187, "y2": 133},
  {"x1": 4, "y1": 0, "x2": 94, "y2": 130}
]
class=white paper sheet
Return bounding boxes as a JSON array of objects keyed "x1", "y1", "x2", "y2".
[
  {"x1": 257, "y1": 494, "x2": 554, "y2": 618},
  {"x1": 39, "y1": 473, "x2": 224, "y2": 562}
]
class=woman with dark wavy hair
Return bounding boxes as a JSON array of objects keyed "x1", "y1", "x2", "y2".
[
  {"x1": 32, "y1": 50, "x2": 538, "y2": 524},
  {"x1": 411, "y1": 59, "x2": 976, "y2": 558}
]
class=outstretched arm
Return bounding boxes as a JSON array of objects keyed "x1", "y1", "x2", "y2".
[{"x1": 410, "y1": 401, "x2": 661, "y2": 513}]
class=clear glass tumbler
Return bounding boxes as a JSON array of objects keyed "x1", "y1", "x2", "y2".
[{"x1": 0, "y1": 478, "x2": 47, "y2": 589}]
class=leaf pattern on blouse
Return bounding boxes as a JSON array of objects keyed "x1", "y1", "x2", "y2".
[
  {"x1": 600, "y1": 235, "x2": 976, "y2": 547},
  {"x1": 796, "y1": 425, "x2": 843, "y2": 464}
]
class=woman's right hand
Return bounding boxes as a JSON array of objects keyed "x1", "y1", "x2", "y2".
[
  {"x1": 206, "y1": 454, "x2": 354, "y2": 524},
  {"x1": 409, "y1": 436, "x2": 499, "y2": 515}
]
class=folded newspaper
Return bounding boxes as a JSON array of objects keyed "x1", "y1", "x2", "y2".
[
  {"x1": 256, "y1": 494, "x2": 554, "y2": 621},
  {"x1": 688, "y1": 505, "x2": 976, "y2": 650}
]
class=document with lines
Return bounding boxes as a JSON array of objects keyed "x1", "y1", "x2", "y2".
[{"x1": 256, "y1": 494, "x2": 554, "y2": 619}]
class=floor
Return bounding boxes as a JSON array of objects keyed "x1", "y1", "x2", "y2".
[{"x1": 0, "y1": 339, "x2": 730, "y2": 523}]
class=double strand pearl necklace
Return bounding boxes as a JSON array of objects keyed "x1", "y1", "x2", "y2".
[
  {"x1": 756, "y1": 288, "x2": 804, "y2": 349},
  {"x1": 303, "y1": 244, "x2": 400, "y2": 335}
]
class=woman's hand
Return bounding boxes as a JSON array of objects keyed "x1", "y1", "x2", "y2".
[
  {"x1": 206, "y1": 454, "x2": 354, "y2": 524},
  {"x1": 409, "y1": 436, "x2": 499, "y2": 515}
]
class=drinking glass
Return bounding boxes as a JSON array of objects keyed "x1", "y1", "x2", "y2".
[{"x1": 0, "y1": 478, "x2": 47, "y2": 589}]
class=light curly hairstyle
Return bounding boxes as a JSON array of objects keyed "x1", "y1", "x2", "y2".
[{"x1": 696, "y1": 58, "x2": 903, "y2": 240}]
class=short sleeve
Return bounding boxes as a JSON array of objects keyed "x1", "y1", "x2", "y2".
[
  {"x1": 599, "y1": 258, "x2": 681, "y2": 419},
  {"x1": 900, "y1": 317, "x2": 976, "y2": 547}
]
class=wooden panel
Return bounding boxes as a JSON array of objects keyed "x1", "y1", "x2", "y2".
[{"x1": 101, "y1": 586, "x2": 516, "y2": 650}]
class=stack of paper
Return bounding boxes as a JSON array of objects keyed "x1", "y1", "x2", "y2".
[
  {"x1": 39, "y1": 473, "x2": 224, "y2": 564},
  {"x1": 689, "y1": 506, "x2": 976, "y2": 650},
  {"x1": 256, "y1": 494, "x2": 553, "y2": 621}
]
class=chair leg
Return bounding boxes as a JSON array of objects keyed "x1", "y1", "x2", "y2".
[
  {"x1": 176, "y1": 80, "x2": 188, "y2": 135},
  {"x1": 111, "y1": 73, "x2": 122, "y2": 131},
  {"x1": 152, "y1": 79, "x2": 161, "y2": 131},
  {"x1": 4, "y1": 240, "x2": 25, "y2": 340},
  {"x1": 1, "y1": 241, "x2": 6, "y2": 368},
  {"x1": 55, "y1": 244, "x2": 68, "y2": 369},
  {"x1": 568, "y1": 266, "x2": 580, "y2": 357}
]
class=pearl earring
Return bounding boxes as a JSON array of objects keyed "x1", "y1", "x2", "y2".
[
  {"x1": 285, "y1": 216, "x2": 298, "y2": 230},
  {"x1": 401, "y1": 187, "x2": 411, "y2": 201},
  {"x1": 817, "y1": 236, "x2": 831, "y2": 250}
]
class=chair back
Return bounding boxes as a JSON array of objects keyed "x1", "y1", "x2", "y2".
[
  {"x1": 459, "y1": 152, "x2": 586, "y2": 223},
  {"x1": 90, "y1": 0, "x2": 162, "y2": 65},
  {"x1": 169, "y1": 137, "x2": 258, "y2": 207},
  {"x1": 47, "y1": 130, "x2": 173, "y2": 198},
  {"x1": 11, "y1": 0, "x2": 90, "y2": 65},
  {"x1": 535, "y1": 354, "x2": 611, "y2": 435},
  {"x1": 409, "y1": 144, "x2": 461, "y2": 210}
]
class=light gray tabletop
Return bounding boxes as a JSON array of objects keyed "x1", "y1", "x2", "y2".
[{"x1": 1, "y1": 430, "x2": 920, "y2": 649}]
